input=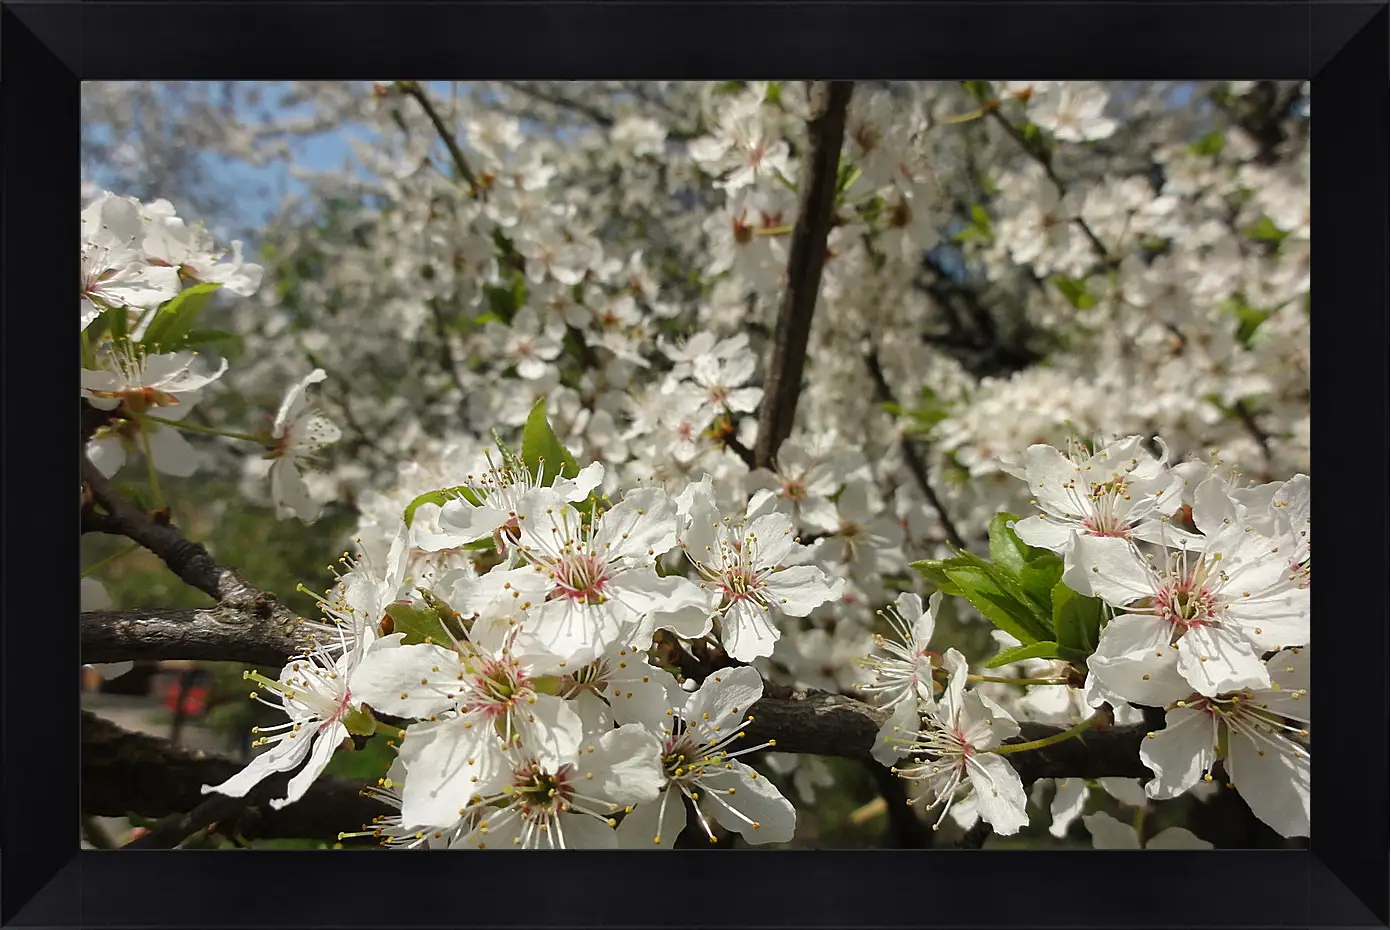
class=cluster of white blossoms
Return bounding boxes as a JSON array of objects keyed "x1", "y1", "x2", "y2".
[
  {"x1": 80, "y1": 190, "x2": 343, "y2": 521},
  {"x1": 854, "y1": 434, "x2": 1308, "y2": 839},
  {"x1": 83, "y1": 81, "x2": 1309, "y2": 848},
  {"x1": 204, "y1": 429, "x2": 845, "y2": 847}
]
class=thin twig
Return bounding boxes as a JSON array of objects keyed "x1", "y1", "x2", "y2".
[
  {"x1": 400, "y1": 81, "x2": 480, "y2": 196},
  {"x1": 981, "y1": 102, "x2": 1115, "y2": 268},
  {"x1": 863, "y1": 344, "x2": 967, "y2": 548}
]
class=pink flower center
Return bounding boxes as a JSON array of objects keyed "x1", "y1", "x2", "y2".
[
  {"x1": 551, "y1": 552, "x2": 610, "y2": 605},
  {"x1": 720, "y1": 566, "x2": 763, "y2": 602},
  {"x1": 464, "y1": 655, "x2": 532, "y2": 718},
  {"x1": 1155, "y1": 578, "x2": 1216, "y2": 631},
  {"x1": 781, "y1": 478, "x2": 807, "y2": 502}
]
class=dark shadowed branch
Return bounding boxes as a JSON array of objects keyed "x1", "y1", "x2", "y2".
[
  {"x1": 753, "y1": 80, "x2": 855, "y2": 469},
  {"x1": 82, "y1": 711, "x2": 392, "y2": 847}
]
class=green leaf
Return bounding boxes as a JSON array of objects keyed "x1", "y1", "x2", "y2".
[
  {"x1": 1052, "y1": 581, "x2": 1106, "y2": 657},
  {"x1": 140, "y1": 283, "x2": 223, "y2": 350},
  {"x1": 1243, "y1": 215, "x2": 1290, "y2": 245},
  {"x1": 384, "y1": 601, "x2": 452, "y2": 646},
  {"x1": 942, "y1": 564, "x2": 1053, "y2": 645},
  {"x1": 1051, "y1": 275, "x2": 1097, "y2": 310},
  {"x1": 182, "y1": 329, "x2": 245, "y2": 362},
  {"x1": 483, "y1": 284, "x2": 519, "y2": 324},
  {"x1": 962, "y1": 80, "x2": 994, "y2": 102},
  {"x1": 987, "y1": 513, "x2": 1062, "y2": 611},
  {"x1": 987, "y1": 512, "x2": 1031, "y2": 576},
  {"x1": 984, "y1": 641, "x2": 1063, "y2": 669},
  {"x1": 1018, "y1": 552, "x2": 1065, "y2": 613},
  {"x1": 910, "y1": 559, "x2": 965, "y2": 597},
  {"x1": 521, "y1": 398, "x2": 579, "y2": 487},
  {"x1": 402, "y1": 486, "x2": 484, "y2": 529},
  {"x1": 1220, "y1": 295, "x2": 1275, "y2": 347},
  {"x1": 836, "y1": 157, "x2": 863, "y2": 197},
  {"x1": 1188, "y1": 128, "x2": 1225, "y2": 157}
]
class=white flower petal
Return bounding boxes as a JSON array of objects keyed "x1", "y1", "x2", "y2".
[
  {"x1": 1140, "y1": 707, "x2": 1217, "y2": 800},
  {"x1": 698, "y1": 760, "x2": 796, "y2": 844},
  {"x1": 966, "y1": 752, "x2": 1030, "y2": 835},
  {"x1": 1145, "y1": 826, "x2": 1214, "y2": 849},
  {"x1": 1049, "y1": 778, "x2": 1089, "y2": 838},
  {"x1": 1083, "y1": 811, "x2": 1142, "y2": 849},
  {"x1": 270, "y1": 721, "x2": 348, "y2": 810},
  {"x1": 1226, "y1": 721, "x2": 1309, "y2": 838},
  {"x1": 1176, "y1": 625, "x2": 1270, "y2": 696},
  {"x1": 615, "y1": 791, "x2": 685, "y2": 848}
]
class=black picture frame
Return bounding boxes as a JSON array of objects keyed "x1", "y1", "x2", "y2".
[{"x1": 5, "y1": 1, "x2": 1384, "y2": 926}]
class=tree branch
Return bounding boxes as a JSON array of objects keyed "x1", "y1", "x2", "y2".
[
  {"x1": 753, "y1": 80, "x2": 855, "y2": 469},
  {"x1": 82, "y1": 711, "x2": 391, "y2": 846},
  {"x1": 399, "y1": 81, "x2": 480, "y2": 196},
  {"x1": 81, "y1": 607, "x2": 308, "y2": 668},
  {"x1": 862, "y1": 344, "x2": 968, "y2": 548},
  {"x1": 81, "y1": 456, "x2": 295, "y2": 620},
  {"x1": 79, "y1": 600, "x2": 1157, "y2": 783},
  {"x1": 981, "y1": 101, "x2": 1115, "y2": 269}
]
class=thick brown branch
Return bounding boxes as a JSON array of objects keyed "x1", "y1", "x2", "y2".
[
  {"x1": 82, "y1": 711, "x2": 391, "y2": 846},
  {"x1": 753, "y1": 81, "x2": 854, "y2": 469},
  {"x1": 81, "y1": 594, "x2": 1158, "y2": 783},
  {"x1": 748, "y1": 684, "x2": 1155, "y2": 781},
  {"x1": 81, "y1": 456, "x2": 289, "y2": 618},
  {"x1": 80, "y1": 600, "x2": 1156, "y2": 790},
  {"x1": 81, "y1": 607, "x2": 309, "y2": 668}
]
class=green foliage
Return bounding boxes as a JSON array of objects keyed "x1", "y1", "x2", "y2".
[
  {"x1": 1052, "y1": 581, "x2": 1105, "y2": 657},
  {"x1": 183, "y1": 329, "x2": 245, "y2": 362},
  {"x1": 479, "y1": 274, "x2": 527, "y2": 325},
  {"x1": 962, "y1": 80, "x2": 994, "y2": 102},
  {"x1": 1244, "y1": 215, "x2": 1290, "y2": 245},
  {"x1": 835, "y1": 156, "x2": 863, "y2": 198},
  {"x1": 984, "y1": 640, "x2": 1067, "y2": 669},
  {"x1": 1220, "y1": 295, "x2": 1275, "y2": 346},
  {"x1": 914, "y1": 512, "x2": 1099, "y2": 665},
  {"x1": 953, "y1": 203, "x2": 993, "y2": 244},
  {"x1": 402, "y1": 485, "x2": 483, "y2": 529},
  {"x1": 384, "y1": 601, "x2": 453, "y2": 646},
  {"x1": 521, "y1": 398, "x2": 579, "y2": 487},
  {"x1": 893, "y1": 385, "x2": 954, "y2": 436},
  {"x1": 1188, "y1": 128, "x2": 1225, "y2": 157},
  {"x1": 141, "y1": 283, "x2": 224, "y2": 351},
  {"x1": 323, "y1": 734, "x2": 397, "y2": 781},
  {"x1": 1051, "y1": 275, "x2": 1097, "y2": 310}
]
